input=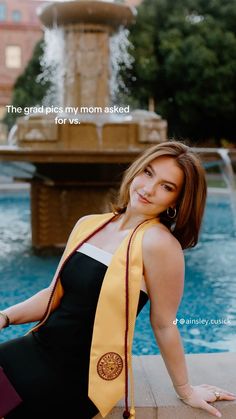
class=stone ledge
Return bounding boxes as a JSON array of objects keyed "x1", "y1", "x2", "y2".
[
  {"x1": 0, "y1": 182, "x2": 30, "y2": 191},
  {"x1": 95, "y1": 353, "x2": 236, "y2": 418}
]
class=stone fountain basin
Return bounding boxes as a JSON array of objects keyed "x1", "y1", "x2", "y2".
[
  {"x1": 38, "y1": 1, "x2": 136, "y2": 30},
  {"x1": 9, "y1": 111, "x2": 166, "y2": 151}
]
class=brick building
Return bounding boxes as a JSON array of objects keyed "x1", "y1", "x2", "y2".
[{"x1": 0, "y1": 0, "x2": 46, "y2": 140}]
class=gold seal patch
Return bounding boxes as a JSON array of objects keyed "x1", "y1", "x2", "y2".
[{"x1": 97, "y1": 352, "x2": 123, "y2": 380}]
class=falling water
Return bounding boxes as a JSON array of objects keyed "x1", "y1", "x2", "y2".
[
  {"x1": 37, "y1": 27, "x2": 65, "y2": 106},
  {"x1": 217, "y1": 148, "x2": 236, "y2": 232},
  {"x1": 109, "y1": 27, "x2": 134, "y2": 103},
  {"x1": 217, "y1": 149, "x2": 236, "y2": 189},
  {"x1": 38, "y1": 26, "x2": 134, "y2": 107}
]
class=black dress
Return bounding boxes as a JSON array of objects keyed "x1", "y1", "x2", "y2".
[{"x1": 0, "y1": 244, "x2": 149, "y2": 419}]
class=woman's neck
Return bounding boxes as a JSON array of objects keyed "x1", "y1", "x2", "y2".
[{"x1": 114, "y1": 208, "x2": 159, "y2": 232}]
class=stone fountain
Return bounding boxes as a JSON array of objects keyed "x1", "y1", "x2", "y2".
[{"x1": 0, "y1": 0, "x2": 168, "y2": 249}]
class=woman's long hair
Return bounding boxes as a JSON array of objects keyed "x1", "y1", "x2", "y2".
[{"x1": 111, "y1": 140, "x2": 207, "y2": 250}]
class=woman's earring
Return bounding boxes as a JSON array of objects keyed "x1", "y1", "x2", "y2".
[{"x1": 167, "y1": 207, "x2": 177, "y2": 219}]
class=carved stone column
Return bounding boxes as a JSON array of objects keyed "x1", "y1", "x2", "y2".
[{"x1": 63, "y1": 24, "x2": 110, "y2": 108}]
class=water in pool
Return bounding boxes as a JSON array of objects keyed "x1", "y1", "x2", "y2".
[{"x1": 0, "y1": 191, "x2": 236, "y2": 354}]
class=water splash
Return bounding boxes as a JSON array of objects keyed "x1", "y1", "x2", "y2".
[
  {"x1": 217, "y1": 148, "x2": 236, "y2": 189},
  {"x1": 110, "y1": 27, "x2": 134, "y2": 103},
  {"x1": 217, "y1": 148, "x2": 236, "y2": 232},
  {"x1": 38, "y1": 25, "x2": 134, "y2": 107},
  {"x1": 37, "y1": 27, "x2": 65, "y2": 106}
]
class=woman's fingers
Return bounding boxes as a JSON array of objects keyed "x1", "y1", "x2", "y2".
[
  {"x1": 198, "y1": 384, "x2": 236, "y2": 400},
  {"x1": 218, "y1": 393, "x2": 236, "y2": 400},
  {"x1": 200, "y1": 400, "x2": 222, "y2": 417},
  {"x1": 214, "y1": 387, "x2": 236, "y2": 398},
  {"x1": 210, "y1": 387, "x2": 236, "y2": 400}
]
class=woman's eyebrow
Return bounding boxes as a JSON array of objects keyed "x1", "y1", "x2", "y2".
[{"x1": 147, "y1": 164, "x2": 178, "y2": 189}]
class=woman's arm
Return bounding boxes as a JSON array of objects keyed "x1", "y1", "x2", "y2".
[
  {"x1": 143, "y1": 227, "x2": 189, "y2": 389},
  {"x1": 142, "y1": 226, "x2": 235, "y2": 418},
  {"x1": 0, "y1": 214, "x2": 93, "y2": 330},
  {"x1": 0, "y1": 287, "x2": 53, "y2": 328}
]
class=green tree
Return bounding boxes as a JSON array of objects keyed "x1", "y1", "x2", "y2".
[
  {"x1": 4, "y1": 39, "x2": 50, "y2": 129},
  {"x1": 125, "y1": 0, "x2": 236, "y2": 144}
]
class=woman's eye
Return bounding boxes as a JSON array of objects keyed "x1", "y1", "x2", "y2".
[
  {"x1": 162, "y1": 184, "x2": 173, "y2": 192},
  {"x1": 144, "y1": 168, "x2": 152, "y2": 176}
]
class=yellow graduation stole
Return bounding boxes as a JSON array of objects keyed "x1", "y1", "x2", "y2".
[{"x1": 29, "y1": 212, "x2": 158, "y2": 418}]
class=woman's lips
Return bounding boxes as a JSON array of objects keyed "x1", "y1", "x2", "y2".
[{"x1": 137, "y1": 192, "x2": 151, "y2": 204}]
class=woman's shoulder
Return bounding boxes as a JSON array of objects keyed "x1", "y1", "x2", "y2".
[{"x1": 142, "y1": 222, "x2": 183, "y2": 257}]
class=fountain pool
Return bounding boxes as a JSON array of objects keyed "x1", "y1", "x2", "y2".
[{"x1": 0, "y1": 190, "x2": 236, "y2": 354}]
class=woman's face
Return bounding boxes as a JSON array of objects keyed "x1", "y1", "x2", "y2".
[{"x1": 129, "y1": 156, "x2": 184, "y2": 218}]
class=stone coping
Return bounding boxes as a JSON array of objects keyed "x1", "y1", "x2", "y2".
[
  {"x1": 94, "y1": 353, "x2": 236, "y2": 418},
  {"x1": 0, "y1": 181, "x2": 30, "y2": 192}
]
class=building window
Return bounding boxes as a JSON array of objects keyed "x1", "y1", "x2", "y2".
[
  {"x1": 5, "y1": 46, "x2": 22, "y2": 69},
  {"x1": 12, "y1": 10, "x2": 22, "y2": 22},
  {"x1": 0, "y1": 2, "x2": 6, "y2": 21}
]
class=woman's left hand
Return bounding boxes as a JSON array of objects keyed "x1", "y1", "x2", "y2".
[{"x1": 179, "y1": 384, "x2": 236, "y2": 417}]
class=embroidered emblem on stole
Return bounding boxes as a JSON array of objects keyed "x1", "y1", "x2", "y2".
[{"x1": 97, "y1": 352, "x2": 123, "y2": 380}]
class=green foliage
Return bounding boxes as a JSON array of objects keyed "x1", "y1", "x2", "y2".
[
  {"x1": 3, "y1": 39, "x2": 50, "y2": 129},
  {"x1": 125, "y1": 0, "x2": 236, "y2": 144}
]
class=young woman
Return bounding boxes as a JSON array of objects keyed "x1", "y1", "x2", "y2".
[{"x1": 0, "y1": 141, "x2": 235, "y2": 419}]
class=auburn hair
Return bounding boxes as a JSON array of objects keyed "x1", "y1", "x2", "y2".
[{"x1": 111, "y1": 140, "x2": 207, "y2": 249}]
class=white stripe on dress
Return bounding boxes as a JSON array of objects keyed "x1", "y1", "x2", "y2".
[
  {"x1": 77, "y1": 242, "x2": 148, "y2": 295},
  {"x1": 77, "y1": 242, "x2": 112, "y2": 266}
]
